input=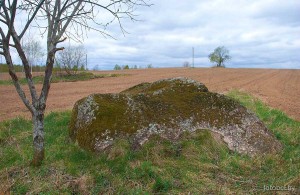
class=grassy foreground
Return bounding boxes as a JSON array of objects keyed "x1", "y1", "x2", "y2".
[
  {"x1": 0, "y1": 72, "x2": 125, "y2": 85},
  {"x1": 0, "y1": 91, "x2": 299, "y2": 194}
]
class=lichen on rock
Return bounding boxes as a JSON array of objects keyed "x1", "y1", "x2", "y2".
[
  {"x1": 69, "y1": 77, "x2": 282, "y2": 156},
  {"x1": 76, "y1": 95, "x2": 99, "y2": 128}
]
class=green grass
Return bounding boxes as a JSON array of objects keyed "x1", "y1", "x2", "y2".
[
  {"x1": 0, "y1": 91, "x2": 299, "y2": 194},
  {"x1": 0, "y1": 72, "x2": 126, "y2": 85}
]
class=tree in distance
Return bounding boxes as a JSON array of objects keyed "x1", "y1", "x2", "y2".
[
  {"x1": 22, "y1": 37, "x2": 44, "y2": 73},
  {"x1": 93, "y1": 64, "x2": 100, "y2": 71},
  {"x1": 208, "y1": 46, "x2": 231, "y2": 67},
  {"x1": 56, "y1": 45, "x2": 86, "y2": 75},
  {"x1": 183, "y1": 61, "x2": 190, "y2": 68},
  {"x1": 147, "y1": 64, "x2": 153, "y2": 69},
  {"x1": 0, "y1": 0, "x2": 150, "y2": 166},
  {"x1": 132, "y1": 65, "x2": 138, "y2": 69},
  {"x1": 114, "y1": 64, "x2": 122, "y2": 70},
  {"x1": 123, "y1": 65, "x2": 130, "y2": 70}
]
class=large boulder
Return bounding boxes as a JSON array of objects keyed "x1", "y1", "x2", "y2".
[{"x1": 69, "y1": 78, "x2": 282, "y2": 156}]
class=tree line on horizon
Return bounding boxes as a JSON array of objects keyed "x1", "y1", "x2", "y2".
[{"x1": 1, "y1": 45, "x2": 232, "y2": 74}]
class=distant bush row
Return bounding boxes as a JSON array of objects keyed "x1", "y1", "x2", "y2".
[
  {"x1": 0, "y1": 64, "x2": 46, "y2": 73},
  {"x1": 0, "y1": 63, "x2": 86, "y2": 75},
  {"x1": 114, "y1": 64, "x2": 153, "y2": 70}
]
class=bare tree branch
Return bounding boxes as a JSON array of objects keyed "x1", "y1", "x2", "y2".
[
  {"x1": 1, "y1": 0, "x2": 151, "y2": 167},
  {"x1": 0, "y1": 27, "x2": 35, "y2": 113},
  {"x1": 55, "y1": 36, "x2": 67, "y2": 44},
  {"x1": 19, "y1": 0, "x2": 46, "y2": 39},
  {"x1": 56, "y1": 0, "x2": 83, "y2": 40}
]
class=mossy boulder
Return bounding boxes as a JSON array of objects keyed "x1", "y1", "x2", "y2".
[{"x1": 69, "y1": 78, "x2": 282, "y2": 156}]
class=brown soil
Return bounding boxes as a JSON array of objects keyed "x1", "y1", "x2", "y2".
[{"x1": 0, "y1": 68, "x2": 299, "y2": 121}]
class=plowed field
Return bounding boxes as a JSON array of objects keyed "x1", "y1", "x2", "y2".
[{"x1": 1, "y1": 68, "x2": 299, "y2": 121}]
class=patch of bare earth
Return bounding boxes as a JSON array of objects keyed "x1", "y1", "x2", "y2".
[{"x1": 0, "y1": 68, "x2": 299, "y2": 121}]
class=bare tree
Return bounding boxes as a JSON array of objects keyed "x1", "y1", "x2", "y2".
[
  {"x1": 56, "y1": 45, "x2": 85, "y2": 75},
  {"x1": 183, "y1": 61, "x2": 190, "y2": 68},
  {"x1": 22, "y1": 36, "x2": 44, "y2": 73},
  {"x1": 147, "y1": 64, "x2": 153, "y2": 69},
  {"x1": 0, "y1": 0, "x2": 151, "y2": 166}
]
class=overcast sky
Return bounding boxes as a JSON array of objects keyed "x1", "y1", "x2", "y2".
[
  {"x1": 8, "y1": 0, "x2": 300, "y2": 70},
  {"x1": 80, "y1": 0, "x2": 300, "y2": 70}
]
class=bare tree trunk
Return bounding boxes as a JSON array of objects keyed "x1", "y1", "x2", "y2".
[
  {"x1": 31, "y1": 108, "x2": 45, "y2": 166},
  {"x1": 1, "y1": 0, "x2": 150, "y2": 167}
]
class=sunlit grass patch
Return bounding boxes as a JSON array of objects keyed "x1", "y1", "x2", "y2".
[{"x1": 0, "y1": 91, "x2": 299, "y2": 193}]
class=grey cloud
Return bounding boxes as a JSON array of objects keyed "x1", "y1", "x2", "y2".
[
  {"x1": 81, "y1": 0, "x2": 300, "y2": 70},
  {"x1": 251, "y1": 1, "x2": 300, "y2": 26}
]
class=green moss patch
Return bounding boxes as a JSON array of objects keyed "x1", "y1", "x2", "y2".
[{"x1": 69, "y1": 78, "x2": 282, "y2": 156}]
